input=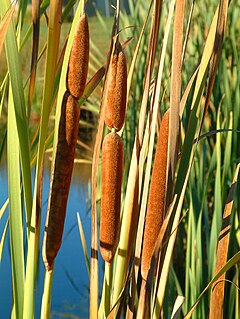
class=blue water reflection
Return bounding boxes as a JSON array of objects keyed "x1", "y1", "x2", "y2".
[{"x1": 0, "y1": 162, "x2": 93, "y2": 318}]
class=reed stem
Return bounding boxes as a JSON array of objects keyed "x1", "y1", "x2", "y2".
[
  {"x1": 40, "y1": 270, "x2": 53, "y2": 319},
  {"x1": 104, "y1": 262, "x2": 112, "y2": 317}
]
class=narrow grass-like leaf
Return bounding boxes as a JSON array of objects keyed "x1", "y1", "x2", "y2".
[
  {"x1": 0, "y1": 2, "x2": 15, "y2": 57},
  {"x1": 61, "y1": 0, "x2": 77, "y2": 21},
  {"x1": 235, "y1": 213, "x2": 240, "y2": 249},
  {"x1": 182, "y1": 0, "x2": 194, "y2": 64},
  {"x1": 1, "y1": 0, "x2": 32, "y2": 227},
  {"x1": 171, "y1": 296, "x2": 185, "y2": 319},
  {"x1": 184, "y1": 202, "x2": 193, "y2": 313},
  {"x1": 209, "y1": 109, "x2": 222, "y2": 278},
  {"x1": 180, "y1": 66, "x2": 199, "y2": 119},
  {"x1": 79, "y1": 65, "x2": 106, "y2": 105},
  {"x1": 0, "y1": 218, "x2": 9, "y2": 262},
  {"x1": 0, "y1": 198, "x2": 9, "y2": 219},
  {"x1": 193, "y1": 128, "x2": 240, "y2": 144},
  {"x1": 16, "y1": 0, "x2": 28, "y2": 29},
  {"x1": 89, "y1": 39, "x2": 105, "y2": 70},
  {"x1": 7, "y1": 87, "x2": 25, "y2": 319},
  {"x1": 175, "y1": 7, "x2": 219, "y2": 197},
  {"x1": 222, "y1": 112, "x2": 233, "y2": 196},
  {"x1": 24, "y1": 1, "x2": 62, "y2": 317},
  {"x1": 0, "y1": 129, "x2": 7, "y2": 162},
  {"x1": 35, "y1": 0, "x2": 62, "y2": 178},
  {"x1": 0, "y1": 74, "x2": 8, "y2": 119},
  {"x1": 134, "y1": 0, "x2": 175, "y2": 288},
  {"x1": 117, "y1": 0, "x2": 153, "y2": 140},
  {"x1": 136, "y1": 280, "x2": 151, "y2": 319},
  {"x1": 153, "y1": 123, "x2": 198, "y2": 318},
  {"x1": 77, "y1": 212, "x2": 90, "y2": 276},
  {"x1": 112, "y1": 0, "x2": 160, "y2": 307},
  {"x1": 90, "y1": 102, "x2": 104, "y2": 317},
  {"x1": 209, "y1": 164, "x2": 240, "y2": 319},
  {"x1": 126, "y1": 0, "x2": 153, "y2": 101},
  {"x1": 170, "y1": 264, "x2": 184, "y2": 298},
  {"x1": 196, "y1": 210, "x2": 205, "y2": 317},
  {"x1": 88, "y1": 36, "x2": 112, "y2": 319},
  {"x1": 153, "y1": 187, "x2": 185, "y2": 318},
  {"x1": 185, "y1": 190, "x2": 199, "y2": 316},
  {"x1": 137, "y1": 197, "x2": 175, "y2": 319},
  {"x1": 166, "y1": 0, "x2": 185, "y2": 206},
  {"x1": 28, "y1": 0, "x2": 40, "y2": 117},
  {"x1": 184, "y1": 251, "x2": 240, "y2": 319},
  {"x1": 199, "y1": 0, "x2": 228, "y2": 133}
]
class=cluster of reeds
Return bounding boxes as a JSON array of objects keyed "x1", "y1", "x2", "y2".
[
  {"x1": 0, "y1": 0, "x2": 240, "y2": 319},
  {"x1": 93, "y1": 1, "x2": 240, "y2": 318}
]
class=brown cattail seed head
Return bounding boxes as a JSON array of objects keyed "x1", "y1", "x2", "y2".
[
  {"x1": 104, "y1": 42, "x2": 127, "y2": 131},
  {"x1": 67, "y1": 12, "x2": 89, "y2": 99},
  {"x1": 141, "y1": 110, "x2": 169, "y2": 280},
  {"x1": 43, "y1": 92, "x2": 80, "y2": 271},
  {"x1": 100, "y1": 132, "x2": 124, "y2": 263}
]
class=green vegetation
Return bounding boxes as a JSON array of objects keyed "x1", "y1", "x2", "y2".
[{"x1": 0, "y1": 0, "x2": 239, "y2": 318}]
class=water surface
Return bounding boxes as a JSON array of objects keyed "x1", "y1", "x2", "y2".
[{"x1": 0, "y1": 160, "x2": 93, "y2": 318}]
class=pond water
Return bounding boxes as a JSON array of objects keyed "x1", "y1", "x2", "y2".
[{"x1": 0, "y1": 160, "x2": 102, "y2": 318}]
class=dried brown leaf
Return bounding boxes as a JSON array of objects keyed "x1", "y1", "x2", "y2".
[
  {"x1": 209, "y1": 164, "x2": 240, "y2": 319},
  {"x1": 167, "y1": 0, "x2": 185, "y2": 208}
]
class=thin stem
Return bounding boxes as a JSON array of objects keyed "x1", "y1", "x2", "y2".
[
  {"x1": 40, "y1": 270, "x2": 53, "y2": 319},
  {"x1": 116, "y1": 0, "x2": 120, "y2": 33},
  {"x1": 104, "y1": 262, "x2": 112, "y2": 317},
  {"x1": 98, "y1": 262, "x2": 112, "y2": 318},
  {"x1": 82, "y1": 0, "x2": 85, "y2": 14}
]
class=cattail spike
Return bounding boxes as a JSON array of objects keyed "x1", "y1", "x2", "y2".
[
  {"x1": 141, "y1": 110, "x2": 169, "y2": 280},
  {"x1": 104, "y1": 42, "x2": 127, "y2": 132},
  {"x1": 43, "y1": 92, "x2": 80, "y2": 271},
  {"x1": 67, "y1": 12, "x2": 89, "y2": 100},
  {"x1": 100, "y1": 132, "x2": 124, "y2": 263}
]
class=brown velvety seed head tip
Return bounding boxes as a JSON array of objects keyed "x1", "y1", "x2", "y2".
[
  {"x1": 141, "y1": 110, "x2": 169, "y2": 281},
  {"x1": 42, "y1": 92, "x2": 80, "y2": 271},
  {"x1": 100, "y1": 132, "x2": 124, "y2": 263},
  {"x1": 104, "y1": 43, "x2": 127, "y2": 131},
  {"x1": 67, "y1": 13, "x2": 89, "y2": 99}
]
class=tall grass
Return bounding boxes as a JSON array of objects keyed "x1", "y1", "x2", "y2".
[{"x1": 0, "y1": 0, "x2": 239, "y2": 318}]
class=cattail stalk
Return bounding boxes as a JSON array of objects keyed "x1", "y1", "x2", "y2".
[
  {"x1": 40, "y1": 270, "x2": 53, "y2": 319},
  {"x1": 141, "y1": 110, "x2": 169, "y2": 280},
  {"x1": 100, "y1": 132, "x2": 124, "y2": 263},
  {"x1": 42, "y1": 92, "x2": 80, "y2": 271}
]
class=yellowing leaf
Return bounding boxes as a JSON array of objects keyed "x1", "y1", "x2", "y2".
[{"x1": 0, "y1": 3, "x2": 15, "y2": 57}]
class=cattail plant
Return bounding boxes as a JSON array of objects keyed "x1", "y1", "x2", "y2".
[
  {"x1": 2, "y1": 0, "x2": 239, "y2": 317},
  {"x1": 42, "y1": 92, "x2": 80, "y2": 271},
  {"x1": 42, "y1": 7, "x2": 90, "y2": 271},
  {"x1": 99, "y1": 18, "x2": 127, "y2": 262},
  {"x1": 67, "y1": 12, "x2": 89, "y2": 100},
  {"x1": 100, "y1": 132, "x2": 124, "y2": 263},
  {"x1": 103, "y1": 41, "x2": 127, "y2": 131},
  {"x1": 141, "y1": 110, "x2": 169, "y2": 280}
]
